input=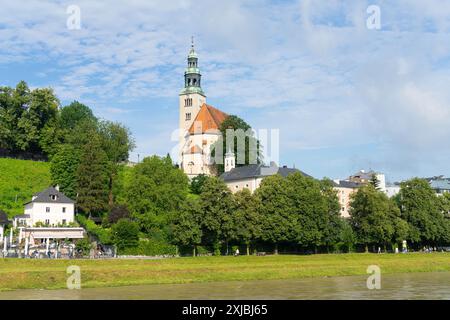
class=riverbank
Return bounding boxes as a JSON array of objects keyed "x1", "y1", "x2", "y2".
[{"x1": 1, "y1": 253, "x2": 450, "y2": 291}]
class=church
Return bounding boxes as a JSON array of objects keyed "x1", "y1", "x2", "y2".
[
  {"x1": 178, "y1": 41, "x2": 229, "y2": 179},
  {"x1": 178, "y1": 41, "x2": 310, "y2": 193}
]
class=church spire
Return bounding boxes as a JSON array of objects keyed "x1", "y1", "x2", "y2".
[{"x1": 180, "y1": 37, "x2": 205, "y2": 96}]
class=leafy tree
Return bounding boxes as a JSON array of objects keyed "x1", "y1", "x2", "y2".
[
  {"x1": 190, "y1": 174, "x2": 209, "y2": 195},
  {"x1": 339, "y1": 219, "x2": 356, "y2": 252},
  {"x1": 76, "y1": 136, "x2": 110, "y2": 217},
  {"x1": 350, "y1": 185, "x2": 407, "y2": 252},
  {"x1": 50, "y1": 144, "x2": 81, "y2": 199},
  {"x1": 199, "y1": 177, "x2": 234, "y2": 255},
  {"x1": 126, "y1": 155, "x2": 189, "y2": 239},
  {"x1": 16, "y1": 88, "x2": 59, "y2": 153},
  {"x1": 398, "y1": 178, "x2": 448, "y2": 246},
  {"x1": 319, "y1": 178, "x2": 345, "y2": 252},
  {"x1": 211, "y1": 115, "x2": 262, "y2": 174},
  {"x1": 98, "y1": 120, "x2": 135, "y2": 206},
  {"x1": 256, "y1": 174, "x2": 297, "y2": 254},
  {"x1": 108, "y1": 204, "x2": 131, "y2": 225},
  {"x1": 231, "y1": 189, "x2": 262, "y2": 255},
  {"x1": 60, "y1": 101, "x2": 96, "y2": 130},
  {"x1": 171, "y1": 198, "x2": 203, "y2": 256},
  {"x1": 111, "y1": 218, "x2": 140, "y2": 250}
]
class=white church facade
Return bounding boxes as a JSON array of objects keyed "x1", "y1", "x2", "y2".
[{"x1": 178, "y1": 41, "x2": 228, "y2": 179}]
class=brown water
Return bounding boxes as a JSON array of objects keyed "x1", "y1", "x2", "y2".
[{"x1": 1, "y1": 272, "x2": 449, "y2": 300}]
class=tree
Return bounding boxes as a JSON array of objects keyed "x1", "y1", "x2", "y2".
[
  {"x1": 190, "y1": 174, "x2": 209, "y2": 195},
  {"x1": 255, "y1": 174, "x2": 297, "y2": 254},
  {"x1": 319, "y1": 178, "x2": 345, "y2": 252},
  {"x1": 398, "y1": 178, "x2": 448, "y2": 247},
  {"x1": 50, "y1": 144, "x2": 81, "y2": 199},
  {"x1": 60, "y1": 101, "x2": 96, "y2": 131},
  {"x1": 16, "y1": 87, "x2": 59, "y2": 153},
  {"x1": 108, "y1": 204, "x2": 131, "y2": 225},
  {"x1": 111, "y1": 218, "x2": 140, "y2": 250},
  {"x1": 231, "y1": 189, "x2": 262, "y2": 255},
  {"x1": 211, "y1": 115, "x2": 262, "y2": 174},
  {"x1": 76, "y1": 136, "x2": 110, "y2": 217},
  {"x1": 126, "y1": 156, "x2": 189, "y2": 240},
  {"x1": 171, "y1": 198, "x2": 203, "y2": 256},
  {"x1": 199, "y1": 177, "x2": 234, "y2": 255},
  {"x1": 339, "y1": 219, "x2": 356, "y2": 253},
  {"x1": 98, "y1": 120, "x2": 135, "y2": 206},
  {"x1": 350, "y1": 184, "x2": 407, "y2": 252}
]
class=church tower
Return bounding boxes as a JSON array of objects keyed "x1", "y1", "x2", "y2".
[{"x1": 179, "y1": 40, "x2": 207, "y2": 161}]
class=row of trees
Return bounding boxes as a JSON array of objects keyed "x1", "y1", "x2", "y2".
[
  {"x1": 172, "y1": 175, "x2": 450, "y2": 256},
  {"x1": 172, "y1": 173, "x2": 348, "y2": 256}
]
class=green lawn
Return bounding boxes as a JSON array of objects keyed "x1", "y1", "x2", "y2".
[{"x1": 1, "y1": 253, "x2": 450, "y2": 291}]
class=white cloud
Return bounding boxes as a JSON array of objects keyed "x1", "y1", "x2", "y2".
[{"x1": 1, "y1": 0, "x2": 450, "y2": 179}]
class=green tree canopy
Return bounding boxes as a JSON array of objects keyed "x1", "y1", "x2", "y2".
[
  {"x1": 350, "y1": 184, "x2": 408, "y2": 251},
  {"x1": 211, "y1": 115, "x2": 262, "y2": 174},
  {"x1": 398, "y1": 178, "x2": 449, "y2": 246},
  {"x1": 198, "y1": 177, "x2": 234, "y2": 255},
  {"x1": 171, "y1": 198, "x2": 203, "y2": 256},
  {"x1": 231, "y1": 189, "x2": 262, "y2": 255},
  {"x1": 76, "y1": 136, "x2": 110, "y2": 217},
  {"x1": 50, "y1": 144, "x2": 81, "y2": 199}
]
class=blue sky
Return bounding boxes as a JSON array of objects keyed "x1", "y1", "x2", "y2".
[{"x1": 1, "y1": 0, "x2": 450, "y2": 182}]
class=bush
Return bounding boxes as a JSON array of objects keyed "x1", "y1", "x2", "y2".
[
  {"x1": 77, "y1": 215, "x2": 112, "y2": 244},
  {"x1": 111, "y1": 219, "x2": 140, "y2": 250},
  {"x1": 75, "y1": 238, "x2": 92, "y2": 255}
]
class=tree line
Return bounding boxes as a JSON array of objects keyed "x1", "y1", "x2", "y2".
[{"x1": 171, "y1": 175, "x2": 450, "y2": 256}]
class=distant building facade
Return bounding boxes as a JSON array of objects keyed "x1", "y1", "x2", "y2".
[
  {"x1": 348, "y1": 169, "x2": 386, "y2": 193},
  {"x1": 220, "y1": 154, "x2": 311, "y2": 194},
  {"x1": 332, "y1": 180, "x2": 362, "y2": 218},
  {"x1": 427, "y1": 176, "x2": 450, "y2": 196}
]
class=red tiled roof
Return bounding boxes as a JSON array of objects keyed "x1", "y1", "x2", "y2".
[{"x1": 188, "y1": 103, "x2": 228, "y2": 134}]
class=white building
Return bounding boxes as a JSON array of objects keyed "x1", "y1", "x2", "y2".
[
  {"x1": 13, "y1": 186, "x2": 76, "y2": 228},
  {"x1": 220, "y1": 154, "x2": 311, "y2": 194},
  {"x1": 385, "y1": 183, "x2": 401, "y2": 198}
]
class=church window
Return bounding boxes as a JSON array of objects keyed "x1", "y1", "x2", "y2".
[
  {"x1": 193, "y1": 79, "x2": 197, "y2": 85},
  {"x1": 186, "y1": 113, "x2": 191, "y2": 121}
]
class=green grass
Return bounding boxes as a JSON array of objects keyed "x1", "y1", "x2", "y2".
[
  {"x1": 1, "y1": 253, "x2": 450, "y2": 291},
  {"x1": 0, "y1": 158, "x2": 51, "y2": 217}
]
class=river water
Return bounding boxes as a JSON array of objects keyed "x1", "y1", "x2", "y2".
[{"x1": 1, "y1": 272, "x2": 449, "y2": 300}]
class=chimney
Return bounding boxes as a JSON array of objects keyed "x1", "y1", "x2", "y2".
[{"x1": 55, "y1": 185, "x2": 60, "y2": 192}]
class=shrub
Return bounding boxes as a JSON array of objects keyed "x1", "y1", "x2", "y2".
[
  {"x1": 77, "y1": 215, "x2": 112, "y2": 244},
  {"x1": 111, "y1": 219, "x2": 140, "y2": 250}
]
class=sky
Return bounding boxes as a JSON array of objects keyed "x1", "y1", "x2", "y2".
[{"x1": 1, "y1": 0, "x2": 450, "y2": 182}]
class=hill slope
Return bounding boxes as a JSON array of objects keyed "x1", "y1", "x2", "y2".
[{"x1": 0, "y1": 158, "x2": 51, "y2": 218}]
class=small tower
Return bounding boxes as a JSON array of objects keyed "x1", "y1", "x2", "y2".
[{"x1": 224, "y1": 149, "x2": 236, "y2": 173}]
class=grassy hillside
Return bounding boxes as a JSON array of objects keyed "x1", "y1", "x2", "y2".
[{"x1": 0, "y1": 158, "x2": 51, "y2": 218}]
